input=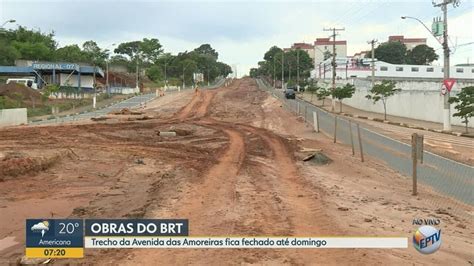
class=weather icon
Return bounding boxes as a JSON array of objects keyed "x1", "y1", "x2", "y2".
[{"x1": 31, "y1": 221, "x2": 50, "y2": 237}]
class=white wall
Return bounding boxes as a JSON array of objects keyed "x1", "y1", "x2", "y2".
[
  {"x1": 334, "y1": 79, "x2": 473, "y2": 127},
  {"x1": 59, "y1": 73, "x2": 94, "y2": 88},
  {"x1": 0, "y1": 108, "x2": 27, "y2": 126}
]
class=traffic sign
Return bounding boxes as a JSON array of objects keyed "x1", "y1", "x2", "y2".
[{"x1": 443, "y1": 79, "x2": 456, "y2": 92}]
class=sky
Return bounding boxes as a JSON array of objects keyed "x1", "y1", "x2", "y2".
[{"x1": 1, "y1": 0, "x2": 473, "y2": 77}]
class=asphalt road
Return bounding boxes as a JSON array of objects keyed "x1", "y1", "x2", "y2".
[{"x1": 257, "y1": 79, "x2": 474, "y2": 205}]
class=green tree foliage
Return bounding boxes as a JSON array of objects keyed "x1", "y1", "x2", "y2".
[
  {"x1": 264, "y1": 46, "x2": 283, "y2": 61},
  {"x1": 55, "y1": 44, "x2": 87, "y2": 63},
  {"x1": 306, "y1": 80, "x2": 318, "y2": 102},
  {"x1": 146, "y1": 65, "x2": 164, "y2": 82},
  {"x1": 82, "y1": 40, "x2": 109, "y2": 66},
  {"x1": 0, "y1": 26, "x2": 56, "y2": 64},
  {"x1": 366, "y1": 80, "x2": 401, "y2": 120},
  {"x1": 252, "y1": 46, "x2": 314, "y2": 85},
  {"x1": 194, "y1": 44, "x2": 218, "y2": 60},
  {"x1": 316, "y1": 86, "x2": 331, "y2": 106},
  {"x1": 374, "y1": 41, "x2": 407, "y2": 64},
  {"x1": 332, "y1": 83, "x2": 355, "y2": 112},
  {"x1": 406, "y1": 44, "x2": 439, "y2": 65},
  {"x1": 0, "y1": 25, "x2": 231, "y2": 87},
  {"x1": 249, "y1": 68, "x2": 258, "y2": 78},
  {"x1": 449, "y1": 86, "x2": 474, "y2": 133},
  {"x1": 114, "y1": 41, "x2": 141, "y2": 61}
]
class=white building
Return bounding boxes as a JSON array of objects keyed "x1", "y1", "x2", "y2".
[
  {"x1": 314, "y1": 38, "x2": 347, "y2": 67},
  {"x1": 315, "y1": 59, "x2": 474, "y2": 80},
  {"x1": 387, "y1": 35, "x2": 427, "y2": 50}
]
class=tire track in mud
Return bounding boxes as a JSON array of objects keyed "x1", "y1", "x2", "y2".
[{"x1": 119, "y1": 80, "x2": 368, "y2": 265}]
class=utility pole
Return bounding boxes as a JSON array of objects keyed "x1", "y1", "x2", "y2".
[
  {"x1": 368, "y1": 39, "x2": 377, "y2": 88},
  {"x1": 135, "y1": 56, "x2": 139, "y2": 90},
  {"x1": 297, "y1": 49, "x2": 300, "y2": 92},
  {"x1": 324, "y1": 27, "x2": 345, "y2": 112},
  {"x1": 281, "y1": 52, "x2": 284, "y2": 89},
  {"x1": 273, "y1": 57, "x2": 276, "y2": 88},
  {"x1": 433, "y1": 0, "x2": 458, "y2": 131}
]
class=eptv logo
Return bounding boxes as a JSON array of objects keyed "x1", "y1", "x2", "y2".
[{"x1": 412, "y1": 218, "x2": 442, "y2": 255}]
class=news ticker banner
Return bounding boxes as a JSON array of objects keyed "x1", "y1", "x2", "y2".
[{"x1": 26, "y1": 219, "x2": 407, "y2": 258}]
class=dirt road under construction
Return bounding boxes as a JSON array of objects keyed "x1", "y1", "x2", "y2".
[{"x1": 0, "y1": 79, "x2": 472, "y2": 265}]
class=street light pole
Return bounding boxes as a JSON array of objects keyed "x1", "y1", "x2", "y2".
[
  {"x1": 402, "y1": 3, "x2": 455, "y2": 130},
  {"x1": 297, "y1": 49, "x2": 300, "y2": 92},
  {"x1": 281, "y1": 52, "x2": 284, "y2": 89},
  {"x1": 105, "y1": 43, "x2": 116, "y2": 94},
  {"x1": 1, "y1": 19, "x2": 15, "y2": 28},
  {"x1": 440, "y1": 1, "x2": 452, "y2": 131}
]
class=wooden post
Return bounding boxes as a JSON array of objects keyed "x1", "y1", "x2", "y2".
[
  {"x1": 333, "y1": 116, "x2": 337, "y2": 143},
  {"x1": 349, "y1": 120, "x2": 355, "y2": 155},
  {"x1": 357, "y1": 123, "x2": 364, "y2": 162},
  {"x1": 313, "y1": 111, "x2": 319, "y2": 132},
  {"x1": 297, "y1": 101, "x2": 300, "y2": 115},
  {"x1": 411, "y1": 133, "x2": 418, "y2": 196},
  {"x1": 304, "y1": 105, "x2": 307, "y2": 122}
]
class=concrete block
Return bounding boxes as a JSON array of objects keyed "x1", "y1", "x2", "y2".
[{"x1": 0, "y1": 108, "x2": 27, "y2": 126}]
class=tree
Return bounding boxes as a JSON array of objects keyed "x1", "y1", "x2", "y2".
[
  {"x1": 366, "y1": 80, "x2": 401, "y2": 120},
  {"x1": 146, "y1": 65, "x2": 164, "y2": 82},
  {"x1": 193, "y1": 44, "x2": 218, "y2": 60},
  {"x1": 140, "y1": 38, "x2": 163, "y2": 64},
  {"x1": 332, "y1": 83, "x2": 355, "y2": 113},
  {"x1": 374, "y1": 41, "x2": 407, "y2": 64},
  {"x1": 306, "y1": 80, "x2": 318, "y2": 102},
  {"x1": 83, "y1": 40, "x2": 108, "y2": 66},
  {"x1": 449, "y1": 86, "x2": 474, "y2": 133},
  {"x1": 406, "y1": 44, "x2": 438, "y2": 65},
  {"x1": 114, "y1": 41, "x2": 141, "y2": 61},
  {"x1": 55, "y1": 44, "x2": 88, "y2": 63},
  {"x1": 316, "y1": 87, "x2": 331, "y2": 107},
  {"x1": 264, "y1": 46, "x2": 283, "y2": 61},
  {"x1": 249, "y1": 68, "x2": 258, "y2": 78}
]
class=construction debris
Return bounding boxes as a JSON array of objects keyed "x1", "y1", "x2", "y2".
[
  {"x1": 111, "y1": 108, "x2": 144, "y2": 115},
  {"x1": 157, "y1": 131, "x2": 177, "y2": 137},
  {"x1": 91, "y1": 116, "x2": 109, "y2": 121}
]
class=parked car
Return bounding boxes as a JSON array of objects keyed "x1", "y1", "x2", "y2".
[
  {"x1": 285, "y1": 89, "x2": 295, "y2": 99},
  {"x1": 6, "y1": 78, "x2": 38, "y2": 89}
]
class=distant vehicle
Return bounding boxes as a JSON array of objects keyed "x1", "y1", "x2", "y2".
[
  {"x1": 6, "y1": 78, "x2": 38, "y2": 89},
  {"x1": 285, "y1": 89, "x2": 295, "y2": 99},
  {"x1": 287, "y1": 86, "x2": 297, "y2": 91}
]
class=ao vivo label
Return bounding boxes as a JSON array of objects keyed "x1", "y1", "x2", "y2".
[{"x1": 412, "y1": 218, "x2": 442, "y2": 254}]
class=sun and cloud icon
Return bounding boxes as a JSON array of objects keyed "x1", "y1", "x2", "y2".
[{"x1": 31, "y1": 221, "x2": 50, "y2": 237}]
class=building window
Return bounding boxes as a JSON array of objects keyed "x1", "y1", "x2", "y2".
[
  {"x1": 456, "y1": 68, "x2": 464, "y2": 73},
  {"x1": 380, "y1": 66, "x2": 388, "y2": 71},
  {"x1": 472, "y1": 69, "x2": 474, "y2": 73},
  {"x1": 411, "y1": 67, "x2": 419, "y2": 72},
  {"x1": 426, "y1": 67, "x2": 434, "y2": 72},
  {"x1": 396, "y1": 67, "x2": 404, "y2": 71}
]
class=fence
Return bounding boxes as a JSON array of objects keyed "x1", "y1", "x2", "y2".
[{"x1": 257, "y1": 79, "x2": 473, "y2": 207}]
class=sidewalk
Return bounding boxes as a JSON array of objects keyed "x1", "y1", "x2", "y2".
[
  {"x1": 299, "y1": 92, "x2": 472, "y2": 136},
  {"x1": 28, "y1": 94, "x2": 130, "y2": 122}
]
